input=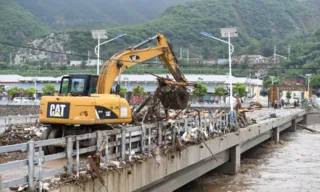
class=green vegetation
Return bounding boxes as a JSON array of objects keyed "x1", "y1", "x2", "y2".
[
  {"x1": 286, "y1": 91, "x2": 292, "y2": 101},
  {"x1": 0, "y1": 0, "x2": 319, "y2": 79},
  {"x1": 7, "y1": 87, "x2": 19, "y2": 96},
  {"x1": 132, "y1": 86, "x2": 145, "y2": 96},
  {"x1": 24, "y1": 88, "x2": 36, "y2": 96},
  {"x1": 60, "y1": 0, "x2": 320, "y2": 62},
  {"x1": 120, "y1": 86, "x2": 127, "y2": 98},
  {"x1": 0, "y1": 0, "x2": 50, "y2": 56},
  {"x1": 263, "y1": 77, "x2": 280, "y2": 88},
  {"x1": 214, "y1": 86, "x2": 226, "y2": 96},
  {"x1": 310, "y1": 74, "x2": 320, "y2": 89},
  {"x1": 42, "y1": 84, "x2": 56, "y2": 95},
  {"x1": 15, "y1": 0, "x2": 190, "y2": 30},
  {"x1": 233, "y1": 83, "x2": 246, "y2": 97},
  {"x1": 270, "y1": 29, "x2": 320, "y2": 77},
  {"x1": 193, "y1": 82, "x2": 208, "y2": 98}
]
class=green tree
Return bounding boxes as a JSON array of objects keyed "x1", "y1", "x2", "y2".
[
  {"x1": 286, "y1": 91, "x2": 292, "y2": 102},
  {"x1": 233, "y1": 83, "x2": 246, "y2": 97},
  {"x1": 7, "y1": 87, "x2": 19, "y2": 96},
  {"x1": 202, "y1": 47, "x2": 210, "y2": 60},
  {"x1": 310, "y1": 74, "x2": 320, "y2": 89},
  {"x1": 263, "y1": 77, "x2": 280, "y2": 88},
  {"x1": 61, "y1": 83, "x2": 69, "y2": 94},
  {"x1": 24, "y1": 88, "x2": 36, "y2": 96},
  {"x1": 214, "y1": 86, "x2": 225, "y2": 96},
  {"x1": 80, "y1": 60, "x2": 86, "y2": 69},
  {"x1": 132, "y1": 86, "x2": 145, "y2": 96},
  {"x1": 42, "y1": 84, "x2": 56, "y2": 95},
  {"x1": 246, "y1": 39, "x2": 261, "y2": 55},
  {"x1": 59, "y1": 65, "x2": 68, "y2": 70},
  {"x1": 193, "y1": 82, "x2": 208, "y2": 101},
  {"x1": 120, "y1": 86, "x2": 127, "y2": 95}
]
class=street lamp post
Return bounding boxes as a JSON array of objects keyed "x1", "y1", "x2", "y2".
[
  {"x1": 32, "y1": 78, "x2": 37, "y2": 100},
  {"x1": 91, "y1": 31, "x2": 126, "y2": 75},
  {"x1": 124, "y1": 77, "x2": 129, "y2": 99},
  {"x1": 201, "y1": 28, "x2": 238, "y2": 125}
]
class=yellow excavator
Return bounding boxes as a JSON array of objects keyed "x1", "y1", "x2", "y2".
[{"x1": 40, "y1": 34, "x2": 191, "y2": 154}]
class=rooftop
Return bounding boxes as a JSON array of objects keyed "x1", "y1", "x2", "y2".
[{"x1": 0, "y1": 74, "x2": 262, "y2": 85}]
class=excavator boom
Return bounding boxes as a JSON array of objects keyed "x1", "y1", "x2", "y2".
[
  {"x1": 39, "y1": 33, "x2": 191, "y2": 154},
  {"x1": 97, "y1": 34, "x2": 188, "y2": 94}
]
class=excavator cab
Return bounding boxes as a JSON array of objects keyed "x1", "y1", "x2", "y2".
[{"x1": 59, "y1": 74, "x2": 98, "y2": 96}]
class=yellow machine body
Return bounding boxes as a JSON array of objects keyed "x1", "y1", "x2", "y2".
[{"x1": 40, "y1": 94, "x2": 132, "y2": 125}]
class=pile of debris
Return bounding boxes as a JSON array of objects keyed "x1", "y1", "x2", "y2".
[
  {"x1": 0, "y1": 123, "x2": 44, "y2": 145},
  {"x1": 0, "y1": 105, "x2": 39, "y2": 116},
  {"x1": 0, "y1": 123, "x2": 45, "y2": 163}
]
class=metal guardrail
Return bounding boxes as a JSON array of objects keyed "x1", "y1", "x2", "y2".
[
  {"x1": 0, "y1": 101, "x2": 40, "y2": 106},
  {"x1": 0, "y1": 115, "x2": 39, "y2": 128},
  {"x1": 0, "y1": 113, "x2": 230, "y2": 191}
]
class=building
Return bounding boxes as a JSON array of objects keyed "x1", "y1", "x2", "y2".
[
  {"x1": 0, "y1": 74, "x2": 262, "y2": 99},
  {"x1": 70, "y1": 60, "x2": 103, "y2": 66},
  {"x1": 266, "y1": 54, "x2": 287, "y2": 63},
  {"x1": 237, "y1": 55, "x2": 267, "y2": 64}
]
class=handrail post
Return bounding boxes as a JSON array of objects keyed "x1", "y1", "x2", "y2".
[
  {"x1": 96, "y1": 131, "x2": 102, "y2": 149},
  {"x1": 38, "y1": 146, "x2": 43, "y2": 192},
  {"x1": 66, "y1": 137, "x2": 73, "y2": 175},
  {"x1": 76, "y1": 139, "x2": 80, "y2": 179},
  {"x1": 121, "y1": 127, "x2": 126, "y2": 160},
  {"x1": 105, "y1": 136, "x2": 109, "y2": 168},
  {"x1": 28, "y1": 141, "x2": 35, "y2": 192}
]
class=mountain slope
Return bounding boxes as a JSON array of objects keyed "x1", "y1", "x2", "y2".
[
  {"x1": 15, "y1": 0, "x2": 191, "y2": 30},
  {"x1": 63, "y1": 0, "x2": 320, "y2": 59},
  {"x1": 0, "y1": 0, "x2": 50, "y2": 56},
  {"x1": 11, "y1": 0, "x2": 320, "y2": 65}
]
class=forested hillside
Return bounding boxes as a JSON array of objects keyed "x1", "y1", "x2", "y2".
[
  {"x1": 15, "y1": 0, "x2": 190, "y2": 29},
  {"x1": 277, "y1": 29, "x2": 320, "y2": 77},
  {"x1": 0, "y1": 0, "x2": 50, "y2": 56},
  {"x1": 59, "y1": 0, "x2": 320, "y2": 61},
  {"x1": 2, "y1": 0, "x2": 320, "y2": 67}
]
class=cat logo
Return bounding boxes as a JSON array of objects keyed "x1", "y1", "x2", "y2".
[
  {"x1": 47, "y1": 103, "x2": 70, "y2": 119},
  {"x1": 129, "y1": 55, "x2": 140, "y2": 61}
]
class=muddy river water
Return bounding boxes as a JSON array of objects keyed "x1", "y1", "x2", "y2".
[{"x1": 176, "y1": 124, "x2": 320, "y2": 192}]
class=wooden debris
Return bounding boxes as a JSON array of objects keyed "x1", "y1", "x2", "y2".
[
  {"x1": 297, "y1": 124, "x2": 320, "y2": 133},
  {"x1": 87, "y1": 156, "x2": 105, "y2": 186}
]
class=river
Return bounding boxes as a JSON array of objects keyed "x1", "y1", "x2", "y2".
[{"x1": 176, "y1": 123, "x2": 320, "y2": 192}]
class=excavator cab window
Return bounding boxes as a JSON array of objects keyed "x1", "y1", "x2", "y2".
[{"x1": 59, "y1": 74, "x2": 98, "y2": 96}]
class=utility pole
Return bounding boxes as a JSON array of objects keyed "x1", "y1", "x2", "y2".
[
  {"x1": 186, "y1": 49, "x2": 189, "y2": 63},
  {"x1": 87, "y1": 50, "x2": 90, "y2": 65},
  {"x1": 274, "y1": 45, "x2": 277, "y2": 64},
  {"x1": 9, "y1": 52, "x2": 12, "y2": 66},
  {"x1": 288, "y1": 45, "x2": 291, "y2": 61}
]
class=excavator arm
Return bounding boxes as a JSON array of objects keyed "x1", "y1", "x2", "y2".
[{"x1": 97, "y1": 34, "x2": 188, "y2": 94}]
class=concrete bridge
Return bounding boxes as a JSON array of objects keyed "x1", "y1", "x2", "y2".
[{"x1": 52, "y1": 109, "x2": 308, "y2": 192}]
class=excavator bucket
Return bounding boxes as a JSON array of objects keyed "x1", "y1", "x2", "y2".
[{"x1": 158, "y1": 84, "x2": 190, "y2": 110}]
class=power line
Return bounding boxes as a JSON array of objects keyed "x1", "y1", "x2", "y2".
[
  {"x1": 0, "y1": 41, "x2": 317, "y2": 71},
  {"x1": 0, "y1": 41, "x2": 103, "y2": 60}
]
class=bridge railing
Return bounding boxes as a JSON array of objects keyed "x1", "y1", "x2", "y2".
[
  {"x1": 0, "y1": 112, "x2": 230, "y2": 191},
  {"x1": 0, "y1": 115, "x2": 39, "y2": 128}
]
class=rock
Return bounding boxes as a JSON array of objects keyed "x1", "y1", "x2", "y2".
[
  {"x1": 108, "y1": 160, "x2": 120, "y2": 168},
  {"x1": 18, "y1": 185, "x2": 27, "y2": 191},
  {"x1": 43, "y1": 183, "x2": 50, "y2": 191}
]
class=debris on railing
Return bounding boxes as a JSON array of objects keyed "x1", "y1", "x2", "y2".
[{"x1": 0, "y1": 124, "x2": 45, "y2": 145}]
